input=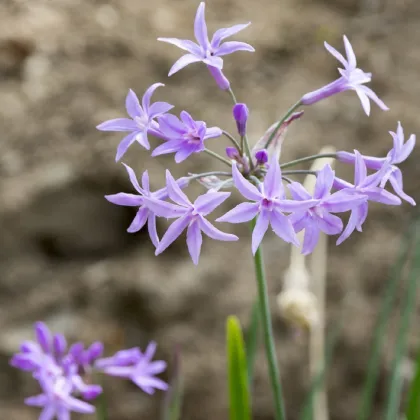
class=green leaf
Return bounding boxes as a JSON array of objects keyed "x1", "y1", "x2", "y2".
[
  {"x1": 245, "y1": 301, "x2": 260, "y2": 387},
  {"x1": 162, "y1": 346, "x2": 184, "y2": 420},
  {"x1": 406, "y1": 349, "x2": 420, "y2": 420},
  {"x1": 227, "y1": 316, "x2": 252, "y2": 420}
]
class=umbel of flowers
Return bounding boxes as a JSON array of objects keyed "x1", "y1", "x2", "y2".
[{"x1": 12, "y1": 2, "x2": 415, "y2": 419}]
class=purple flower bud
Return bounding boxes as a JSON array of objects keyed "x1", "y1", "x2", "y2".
[
  {"x1": 255, "y1": 149, "x2": 268, "y2": 165},
  {"x1": 53, "y1": 334, "x2": 67, "y2": 359},
  {"x1": 86, "y1": 342, "x2": 104, "y2": 364},
  {"x1": 226, "y1": 147, "x2": 239, "y2": 160},
  {"x1": 232, "y1": 103, "x2": 249, "y2": 137},
  {"x1": 207, "y1": 65, "x2": 230, "y2": 90},
  {"x1": 68, "y1": 342, "x2": 84, "y2": 363},
  {"x1": 34, "y1": 322, "x2": 51, "y2": 353}
]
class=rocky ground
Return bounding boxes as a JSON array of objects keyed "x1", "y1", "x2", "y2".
[{"x1": 1, "y1": 0, "x2": 420, "y2": 419}]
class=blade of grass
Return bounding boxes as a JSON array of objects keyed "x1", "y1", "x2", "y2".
[
  {"x1": 358, "y1": 221, "x2": 416, "y2": 420},
  {"x1": 385, "y1": 220, "x2": 420, "y2": 420},
  {"x1": 245, "y1": 301, "x2": 260, "y2": 387},
  {"x1": 406, "y1": 349, "x2": 420, "y2": 420},
  {"x1": 227, "y1": 316, "x2": 252, "y2": 420}
]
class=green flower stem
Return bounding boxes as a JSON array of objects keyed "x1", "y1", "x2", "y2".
[
  {"x1": 264, "y1": 101, "x2": 302, "y2": 150},
  {"x1": 228, "y1": 88, "x2": 238, "y2": 104},
  {"x1": 251, "y1": 220, "x2": 286, "y2": 420},
  {"x1": 280, "y1": 153, "x2": 338, "y2": 170},
  {"x1": 281, "y1": 170, "x2": 318, "y2": 177},
  {"x1": 204, "y1": 148, "x2": 232, "y2": 166},
  {"x1": 187, "y1": 171, "x2": 232, "y2": 181},
  {"x1": 222, "y1": 131, "x2": 241, "y2": 150}
]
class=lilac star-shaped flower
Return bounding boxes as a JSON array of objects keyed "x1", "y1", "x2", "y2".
[
  {"x1": 97, "y1": 84, "x2": 174, "y2": 161},
  {"x1": 288, "y1": 164, "x2": 367, "y2": 255},
  {"x1": 217, "y1": 158, "x2": 318, "y2": 254},
  {"x1": 143, "y1": 170, "x2": 238, "y2": 264},
  {"x1": 105, "y1": 163, "x2": 190, "y2": 247},
  {"x1": 95, "y1": 342, "x2": 168, "y2": 395},
  {"x1": 158, "y1": 2, "x2": 254, "y2": 77},
  {"x1": 337, "y1": 121, "x2": 416, "y2": 205},
  {"x1": 333, "y1": 150, "x2": 401, "y2": 244},
  {"x1": 152, "y1": 111, "x2": 222, "y2": 163},
  {"x1": 301, "y1": 35, "x2": 388, "y2": 116}
]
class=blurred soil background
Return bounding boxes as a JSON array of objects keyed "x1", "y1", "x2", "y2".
[{"x1": 0, "y1": 0, "x2": 420, "y2": 419}]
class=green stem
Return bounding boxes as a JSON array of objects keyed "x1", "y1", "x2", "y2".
[
  {"x1": 228, "y1": 88, "x2": 238, "y2": 104},
  {"x1": 204, "y1": 148, "x2": 232, "y2": 167},
  {"x1": 187, "y1": 171, "x2": 232, "y2": 181},
  {"x1": 282, "y1": 170, "x2": 317, "y2": 177},
  {"x1": 251, "y1": 220, "x2": 286, "y2": 420},
  {"x1": 280, "y1": 153, "x2": 337, "y2": 170},
  {"x1": 223, "y1": 131, "x2": 241, "y2": 150},
  {"x1": 264, "y1": 101, "x2": 302, "y2": 150}
]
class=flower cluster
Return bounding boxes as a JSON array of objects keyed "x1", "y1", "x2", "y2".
[
  {"x1": 11, "y1": 322, "x2": 167, "y2": 419},
  {"x1": 98, "y1": 1, "x2": 415, "y2": 265}
]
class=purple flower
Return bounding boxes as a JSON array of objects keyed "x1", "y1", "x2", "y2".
[
  {"x1": 97, "y1": 84, "x2": 174, "y2": 161},
  {"x1": 337, "y1": 122, "x2": 416, "y2": 205},
  {"x1": 288, "y1": 164, "x2": 367, "y2": 255},
  {"x1": 301, "y1": 35, "x2": 388, "y2": 116},
  {"x1": 152, "y1": 111, "x2": 222, "y2": 163},
  {"x1": 105, "y1": 163, "x2": 190, "y2": 247},
  {"x1": 95, "y1": 342, "x2": 168, "y2": 395},
  {"x1": 217, "y1": 158, "x2": 318, "y2": 254},
  {"x1": 143, "y1": 170, "x2": 238, "y2": 264},
  {"x1": 157, "y1": 2, "x2": 254, "y2": 79},
  {"x1": 233, "y1": 103, "x2": 249, "y2": 137},
  {"x1": 333, "y1": 150, "x2": 401, "y2": 244}
]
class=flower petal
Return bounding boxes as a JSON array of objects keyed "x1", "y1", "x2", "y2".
[
  {"x1": 127, "y1": 207, "x2": 149, "y2": 233},
  {"x1": 199, "y1": 216, "x2": 238, "y2": 241},
  {"x1": 314, "y1": 164, "x2": 334, "y2": 199},
  {"x1": 316, "y1": 212, "x2": 343, "y2": 235},
  {"x1": 157, "y1": 38, "x2": 202, "y2": 55},
  {"x1": 25, "y1": 394, "x2": 48, "y2": 407},
  {"x1": 289, "y1": 211, "x2": 309, "y2": 233},
  {"x1": 270, "y1": 210, "x2": 299, "y2": 246},
  {"x1": 353, "y1": 150, "x2": 367, "y2": 186},
  {"x1": 125, "y1": 89, "x2": 142, "y2": 119},
  {"x1": 39, "y1": 405, "x2": 56, "y2": 420},
  {"x1": 357, "y1": 85, "x2": 389, "y2": 112},
  {"x1": 324, "y1": 41, "x2": 347, "y2": 68},
  {"x1": 204, "y1": 126, "x2": 223, "y2": 139},
  {"x1": 186, "y1": 220, "x2": 202, "y2": 265},
  {"x1": 211, "y1": 23, "x2": 251, "y2": 48},
  {"x1": 141, "y1": 170, "x2": 150, "y2": 192},
  {"x1": 141, "y1": 83, "x2": 164, "y2": 114},
  {"x1": 122, "y1": 163, "x2": 143, "y2": 193},
  {"x1": 152, "y1": 140, "x2": 182, "y2": 157},
  {"x1": 336, "y1": 205, "x2": 363, "y2": 245},
  {"x1": 155, "y1": 214, "x2": 191, "y2": 255},
  {"x1": 323, "y1": 190, "x2": 367, "y2": 212},
  {"x1": 288, "y1": 182, "x2": 312, "y2": 201},
  {"x1": 216, "y1": 202, "x2": 259, "y2": 223},
  {"x1": 147, "y1": 214, "x2": 159, "y2": 248},
  {"x1": 301, "y1": 223, "x2": 321, "y2": 256},
  {"x1": 355, "y1": 88, "x2": 371, "y2": 116},
  {"x1": 174, "y1": 144, "x2": 198, "y2": 163},
  {"x1": 142, "y1": 197, "x2": 186, "y2": 218},
  {"x1": 389, "y1": 170, "x2": 416, "y2": 205},
  {"x1": 168, "y1": 54, "x2": 203, "y2": 77},
  {"x1": 97, "y1": 118, "x2": 138, "y2": 132},
  {"x1": 194, "y1": 2, "x2": 210, "y2": 49},
  {"x1": 148, "y1": 101, "x2": 174, "y2": 119},
  {"x1": 343, "y1": 35, "x2": 356, "y2": 69},
  {"x1": 232, "y1": 163, "x2": 261, "y2": 201},
  {"x1": 263, "y1": 157, "x2": 283, "y2": 199},
  {"x1": 215, "y1": 41, "x2": 255, "y2": 56},
  {"x1": 194, "y1": 191, "x2": 230, "y2": 215},
  {"x1": 166, "y1": 170, "x2": 191, "y2": 206},
  {"x1": 116, "y1": 132, "x2": 139, "y2": 161},
  {"x1": 251, "y1": 210, "x2": 270, "y2": 254},
  {"x1": 397, "y1": 133, "x2": 416, "y2": 164},
  {"x1": 105, "y1": 193, "x2": 143, "y2": 207},
  {"x1": 158, "y1": 114, "x2": 185, "y2": 138}
]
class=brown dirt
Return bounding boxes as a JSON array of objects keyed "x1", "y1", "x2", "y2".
[{"x1": 1, "y1": 0, "x2": 419, "y2": 419}]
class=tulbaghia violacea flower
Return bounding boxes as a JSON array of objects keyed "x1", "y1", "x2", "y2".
[
  {"x1": 333, "y1": 150, "x2": 401, "y2": 244},
  {"x1": 143, "y1": 170, "x2": 238, "y2": 264},
  {"x1": 105, "y1": 163, "x2": 190, "y2": 247},
  {"x1": 337, "y1": 121, "x2": 416, "y2": 205},
  {"x1": 152, "y1": 111, "x2": 222, "y2": 163},
  {"x1": 97, "y1": 84, "x2": 174, "y2": 161},
  {"x1": 301, "y1": 35, "x2": 388, "y2": 116},
  {"x1": 95, "y1": 342, "x2": 168, "y2": 395},
  {"x1": 288, "y1": 164, "x2": 367, "y2": 255},
  {"x1": 158, "y1": 2, "x2": 254, "y2": 89},
  {"x1": 217, "y1": 158, "x2": 318, "y2": 254}
]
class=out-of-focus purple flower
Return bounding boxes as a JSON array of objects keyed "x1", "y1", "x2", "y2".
[
  {"x1": 105, "y1": 163, "x2": 190, "y2": 247},
  {"x1": 97, "y1": 84, "x2": 174, "y2": 161},
  {"x1": 217, "y1": 158, "x2": 318, "y2": 254},
  {"x1": 333, "y1": 150, "x2": 401, "y2": 244},
  {"x1": 233, "y1": 103, "x2": 249, "y2": 137},
  {"x1": 95, "y1": 342, "x2": 168, "y2": 395},
  {"x1": 301, "y1": 35, "x2": 388, "y2": 116},
  {"x1": 152, "y1": 111, "x2": 222, "y2": 163},
  {"x1": 158, "y1": 2, "x2": 254, "y2": 89},
  {"x1": 142, "y1": 170, "x2": 238, "y2": 264},
  {"x1": 288, "y1": 164, "x2": 367, "y2": 255},
  {"x1": 337, "y1": 122, "x2": 416, "y2": 205}
]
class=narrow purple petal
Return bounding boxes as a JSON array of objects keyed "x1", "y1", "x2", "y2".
[
  {"x1": 148, "y1": 214, "x2": 159, "y2": 248},
  {"x1": 316, "y1": 212, "x2": 343, "y2": 235},
  {"x1": 157, "y1": 38, "x2": 202, "y2": 55},
  {"x1": 39, "y1": 405, "x2": 56, "y2": 420},
  {"x1": 355, "y1": 88, "x2": 371, "y2": 116},
  {"x1": 343, "y1": 35, "x2": 356, "y2": 68},
  {"x1": 216, "y1": 202, "x2": 259, "y2": 223},
  {"x1": 215, "y1": 41, "x2": 255, "y2": 56},
  {"x1": 301, "y1": 223, "x2": 321, "y2": 256},
  {"x1": 186, "y1": 220, "x2": 203, "y2": 265},
  {"x1": 142, "y1": 197, "x2": 186, "y2": 218},
  {"x1": 323, "y1": 191, "x2": 367, "y2": 212},
  {"x1": 152, "y1": 140, "x2": 183, "y2": 157},
  {"x1": 289, "y1": 212, "x2": 309, "y2": 233},
  {"x1": 122, "y1": 163, "x2": 143, "y2": 193},
  {"x1": 203, "y1": 55, "x2": 224, "y2": 69},
  {"x1": 354, "y1": 151, "x2": 367, "y2": 185},
  {"x1": 168, "y1": 54, "x2": 203, "y2": 76},
  {"x1": 194, "y1": 191, "x2": 230, "y2": 215},
  {"x1": 389, "y1": 171, "x2": 416, "y2": 205},
  {"x1": 148, "y1": 101, "x2": 174, "y2": 118},
  {"x1": 314, "y1": 164, "x2": 335, "y2": 199},
  {"x1": 145, "y1": 360, "x2": 167, "y2": 374},
  {"x1": 397, "y1": 134, "x2": 416, "y2": 164},
  {"x1": 142, "y1": 341, "x2": 157, "y2": 361},
  {"x1": 165, "y1": 170, "x2": 191, "y2": 206},
  {"x1": 198, "y1": 216, "x2": 238, "y2": 241},
  {"x1": 357, "y1": 85, "x2": 389, "y2": 111},
  {"x1": 96, "y1": 118, "x2": 138, "y2": 132},
  {"x1": 53, "y1": 334, "x2": 67, "y2": 358},
  {"x1": 105, "y1": 193, "x2": 143, "y2": 207},
  {"x1": 25, "y1": 394, "x2": 48, "y2": 407},
  {"x1": 275, "y1": 198, "x2": 320, "y2": 213},
  {"x1": 175, "y1": 144, "x2": 198, "y2": 163},
  {"x1": 116, "y1": 132, "x2": 139, "y2": 162},
  {"x1": 125, "y1": 89, "x2": 142, "y2": 119},
  {"x1": 270, "y1": 210, "x2": 299, "y2": 246},
  {"x1": 204, "y1": 126, "x2": 223, "y2": 139},
  {"x1": 155, "y1": 214, "x2": 191, "y2": 255},
  {"x1": 194, "y1": 2, "x2": 210, "y2": 49},
  {"x1": 64, "y1": 396, "x2": 96, "y2": 414},
  {"x1": 132, "y1": 376, "x2": 168, "y2": 394},
  {"x1": 158, "y1": 114, "x2": 186, "y2": 138},
  {"x1": 232, "y1": 163, "x2": 261, "y2": 201},
  {"x1": 288, "y1": 182, "x2": 312, "y2": 201},
  {"x1": 251, "y1": 210, "x2": 270, "y2": 254},
  {"x1": 263, "y1": 157, "x2": 283, "y2": 199},
  {"x1": 336, "y1": 205, "x2": 363, "y2": 245},
  {"x1": 324, "y1": 41, "x2": 347, "y2": 68},
  {"x1": 35, "y1": 322, "x2": 51, "y2": 353},
  {"x1": 211, "y1": 23, "x2": 251, "y2": 48},
  {"x1": 127, "y1": 207, "x2": 149, "y2": 233},
  {"x1": 141, "y1": 83, "x2": 164, "y2": 114},
  {"x1": 134, "y1": 130, "x2": 150, "y2": 150},
  {"x1": 180, "y1": 111, "x2": 196, "y2": 128}
]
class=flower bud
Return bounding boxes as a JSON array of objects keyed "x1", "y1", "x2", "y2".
[
  {"x1": 255, "y1": 149, "x2": 268, "y2": 165},
  {"x1": 225, "y1": 146, "x2": 239, "y2": 160},
  {"x1": 232, "y1": 103, "x2": 249, "y2": 137},
  {"x1": 207, "y1": 65, "x2": 230, "y2": 90}
]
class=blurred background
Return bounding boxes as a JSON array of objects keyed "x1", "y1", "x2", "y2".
[{"x1": 0, "y1": 0, "x2": 419, "y2": 419}]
